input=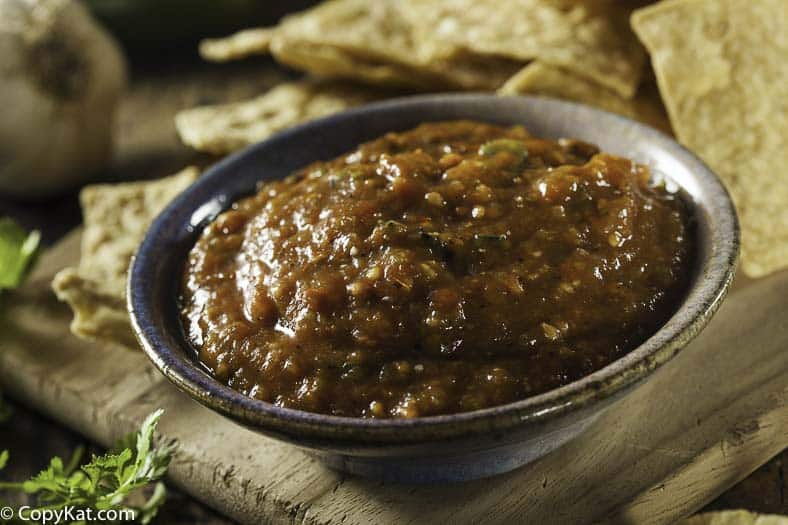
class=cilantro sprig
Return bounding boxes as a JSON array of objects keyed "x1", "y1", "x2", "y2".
[
  {"x1": 0, "y1": 218, "x2": 41, "y2": 290},
  {"x1": 0, "y1": 410, "x2": 174, "y2": 524}
]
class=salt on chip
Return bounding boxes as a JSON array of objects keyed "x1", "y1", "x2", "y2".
[
  {"x1": 175, "y1": 80, "x2": 384, "y2": 155},
  {"x1": 199, "y1": 27, "x2": 275, "y2": 62},
  {"x1": 632, "y1": 0, "x2": 788, "y2": 278},
  {"x1": 52, "y1": 168, "x2": 199, "y2": 349},
  {"x1": 498, "y1": 62, "x2": 672, "y2": 134},
  {"x1": 269, "y1": 0, "x2": 520, "y2": 90},
  {"x1": 401, "y1": 0, "x2": 646, "y2": 98}
]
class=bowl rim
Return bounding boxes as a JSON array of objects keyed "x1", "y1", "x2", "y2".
[{"x1": 128, "y1": 93, "x2": 739, "y2": 444}]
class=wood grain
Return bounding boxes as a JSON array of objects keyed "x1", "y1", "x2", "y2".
[{"x1": 0, "y1": 231, "x2": 786, "y2": 525}]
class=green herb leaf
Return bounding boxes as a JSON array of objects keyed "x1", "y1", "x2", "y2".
[
  {"x1": 0, "y1": 218, "x2": 41, "y2": 290},
  {"x1": 0, "y1": 409, "x2": 173, "y2": 522},
  {"x1": 478, "y1": 139, "x2": 529, "y2": 165},
  {"x1": 138, "y1": 482, "x2": 167, "y2": 525},
  {"x1": 474, "y1": 233, "x2": 509, "y2": 242},
  {"x1": 336, "y1": 166, "x2": 368, "y2": 181},
  {"x1": 473, "y1": 232, "x2": 512, "y2": 252}
]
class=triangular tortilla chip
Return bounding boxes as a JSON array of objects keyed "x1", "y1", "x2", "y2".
[
  {"x1": 498, "y1": 62, "x2": 671, "y2": 134},
  {"x1": 175, "y1": 80, "x2": 387, "y2": 155},
  {"x1": 633, "y1": 0, "x2": 788, "y2": 278},
  {"x1": 269, "y1": 0, "x2": 521, "y2": 90},
  {"x1": 199, "y1": 27, "x2": 275, "y2": 62},
  {"x1": 681, "y1": 510, "x2": 788, "y2": 525},
  {"x1": 53, "y1": 168, "x2": 198, "y2": 348},
  {"x1": 401, "y1": 0, "x2": 646, "y2": 97}
]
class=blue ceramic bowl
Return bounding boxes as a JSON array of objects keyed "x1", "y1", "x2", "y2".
[{"x1": 128, "y1": 94, "x2": 739, "y2": 483}]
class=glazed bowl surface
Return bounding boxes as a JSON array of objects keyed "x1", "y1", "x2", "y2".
[{"x1": 128, "y1": 94, "x2": 739, "y2": 483}]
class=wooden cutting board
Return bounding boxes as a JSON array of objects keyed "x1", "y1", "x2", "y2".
[{"x1": 1, "y1": 230, "x2": 786, "y2": 525}]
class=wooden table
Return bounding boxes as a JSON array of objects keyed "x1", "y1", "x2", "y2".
[{"x1": 1, "y1": 59, "x2": 785, "y2": 524}]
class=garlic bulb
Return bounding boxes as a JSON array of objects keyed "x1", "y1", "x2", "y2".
[{"x1": 0, "y1": 0, "x2": 127, "y2": 198}]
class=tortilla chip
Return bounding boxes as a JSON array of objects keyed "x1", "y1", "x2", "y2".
[
  {"x1": 274, "y1": 0, "x2": 415, "y2": 67},
  {"x1": 175, "y1": 80, "x2": 385, "y2": 155},
  {"x1": 270, "y1": 40, "x2": 441, "y2": 90},
  {"x1": 269, "y1": 0, "x2": 520, "y2": 90},
  {"x1": 632, "y1": 0, "x2": 788, "y2": 278},
  {"x1": 50, "y1": 269, "x2": 138, "y2": 348},
  {"x1": 498, "y1": 62, "x2": 672, "y2": 134},
  {"x1": 681, "y1": 510, "x2": 788, "y2": 525},
  {"x1": 401, "y1": 0, "x2": 646, "y2": 98},
  {"x1": 52, "y1": 168, "x2": 199, "y2": 349},
  {"x1": 199, "y1": 27, "x2": 275, "y2": 62}
]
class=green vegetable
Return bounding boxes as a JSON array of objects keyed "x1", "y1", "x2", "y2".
[
  {"x1": 478, "y1": 139, "x2": 529, "y2": 165},
  {"x1": 337, "y1": 166, "x2": 368, "y2": 180},
  {"x1": 0, "y1": 410, "x2": 173, "y2": 524},
  {"x1": 474, "y1": 233, "x2": 509, "y2": 242},
  {"x1": 0, "y1": 218, "x2": 41, "y2": 290},
  {"x1": 473, "y1": 232, "x2": 512, "y2": 252}
]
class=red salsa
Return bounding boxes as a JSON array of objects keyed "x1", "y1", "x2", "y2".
[{"x1": 181, "y1": 121, "x2": 693, "y2": 418}]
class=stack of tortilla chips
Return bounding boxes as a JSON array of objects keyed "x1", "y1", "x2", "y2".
[
  {"x1": 55, "y1": 0, "x2": 787, "y2": 348},
  {"x1": 180, "y1": 0, "x2": 670, "y2": 153}
]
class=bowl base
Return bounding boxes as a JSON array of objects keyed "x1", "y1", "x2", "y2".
[{"x1": 310, "y1": 414, "x2": 600, "y2": 483}]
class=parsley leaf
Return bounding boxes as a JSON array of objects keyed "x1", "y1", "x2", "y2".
[
  {"x1": 0, "y1": 409, "x2": 174, "y2": 524},
  {"x1": 0, "y1": 218, "x2": 41, "y2": 290}
]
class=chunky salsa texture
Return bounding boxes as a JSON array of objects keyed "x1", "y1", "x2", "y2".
[{"x1": 181, "y1": 121, "x2": 693, "y2": 418}]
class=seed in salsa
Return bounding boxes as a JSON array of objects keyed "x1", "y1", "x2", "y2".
[{"x1": 180, "y1": 120, "x2": 693, "y2": 418}]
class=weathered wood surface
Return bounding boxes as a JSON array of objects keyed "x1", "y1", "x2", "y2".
[{"x1": 0, "y1": 231, "x2": 786, "y2": 525}]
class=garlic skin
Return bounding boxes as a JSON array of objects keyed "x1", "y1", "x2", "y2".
[{"x1": 0, "y1": 0, "x2": 127, "y2": 198}]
